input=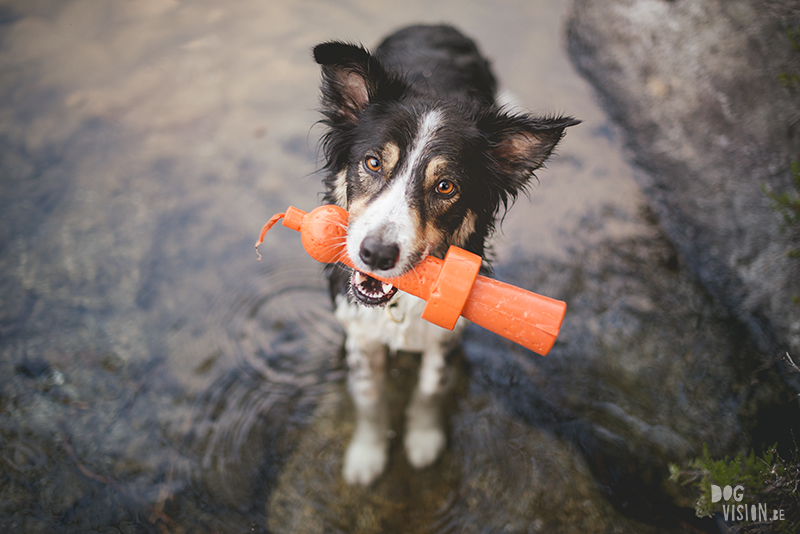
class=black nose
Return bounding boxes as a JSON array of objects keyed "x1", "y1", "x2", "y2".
[{"x1": 359, "y1": 236, "x2": 399, "y2": 271}]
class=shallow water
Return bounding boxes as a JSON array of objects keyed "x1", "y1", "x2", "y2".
[{"x1": 0, "y1": 0, "x2": 758, "y2": 532}]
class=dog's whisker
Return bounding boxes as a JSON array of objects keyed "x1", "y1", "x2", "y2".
[
  {"x1": 329, "y1": 246, "x2": 349, "y2": 266},
  {"x1": 405, "y1": 265, "x2": 426, "y2": 297},
  {"x1": 316, "y1": 212, "x2": 349, "y2": 231}
]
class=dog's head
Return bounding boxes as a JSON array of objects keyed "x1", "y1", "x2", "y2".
[{"x1": 314, "y1": 42, "x2": 578, "y2": 307}]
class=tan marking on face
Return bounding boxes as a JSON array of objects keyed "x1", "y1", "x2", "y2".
[
  {"x1": 453, "y1": 210, "x2": 477, "y2": 248},
  {"x1": 423, "y1": 156, "x2": 449, "y2": 191},
  {"x1": 356, "y1": 160, "x2": 371, "y2": 184},
  {"x1": 352, "y1": 155, "x2": 384, "y2": 212},
  {"x1": 332, "y1": 169, "x2": 347, "y2": 207},
  {"x1": 348, "y1": 196, "x2": 369, "y2": 219},
  {"x1": 382, "y1": 143, "x2": 400, "y2": 175},
  {"x1": 419, "y1": 219, "x2": 446, "y2": 259}
]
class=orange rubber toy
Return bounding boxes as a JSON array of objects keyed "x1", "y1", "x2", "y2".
[{"x1": 255, "y1": 205, "x2": 566, "y2": 356}]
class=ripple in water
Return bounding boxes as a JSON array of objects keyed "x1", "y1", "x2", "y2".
[{"x1": 173, "y1": 256, "x2": 345, "y2": 512}]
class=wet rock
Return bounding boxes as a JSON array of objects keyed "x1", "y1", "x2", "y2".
[
  {"x1": 488, "y1": 211, "x2": 797, "y2": 520},
  {"x1": 566, "y1": 0, "x2": 800, "y2": 374},
  {"x1": 267, "y1": 351, "x2": 675, "y2": 534}
]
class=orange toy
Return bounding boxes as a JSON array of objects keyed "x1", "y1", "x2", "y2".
[{"x1": 255, "y1": 205, "x2": 566, "y2": 356}]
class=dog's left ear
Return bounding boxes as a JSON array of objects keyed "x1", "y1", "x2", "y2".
[
  {"x1": 482, "y1": 113, "x2": 580, "y2": 196},
  {"x1": 313, "y1": 42, "x2": 403, "y2": 125}
]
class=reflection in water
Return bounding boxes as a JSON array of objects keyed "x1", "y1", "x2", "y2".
[
  {"x1": 162, "y1": 259, "x2": 345, "y2": 526},
  {"x1": 181, "y1": 260, "x2": 343, "y2": 489}
]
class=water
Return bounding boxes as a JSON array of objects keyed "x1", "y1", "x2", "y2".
[{"x1": 1, "y1": 0, "x2": 775, "y2": 532}]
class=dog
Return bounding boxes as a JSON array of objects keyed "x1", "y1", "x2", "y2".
[{"x1": 312, "y1": 24, "x2": 578, "y2": 485}]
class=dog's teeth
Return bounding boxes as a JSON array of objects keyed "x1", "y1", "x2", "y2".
[{"x1": 351, "y1": 269, "x2": 397, "y2": 304}]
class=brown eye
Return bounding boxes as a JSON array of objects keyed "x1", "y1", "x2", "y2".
[
  {"x1": 436, "y1": 179, "x2": 456, "y2": 196},
  {"x1": 364, "y1": 156, "x2": 381, "y2": 173}
]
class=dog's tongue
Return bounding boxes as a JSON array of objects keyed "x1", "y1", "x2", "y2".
[{"x1": 352, "y1": 270, "x2": 397, "y2": 305}]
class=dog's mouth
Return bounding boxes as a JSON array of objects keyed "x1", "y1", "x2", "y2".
[{"x1": 350, "y1": 270, "x2": 398, "y2": 307}]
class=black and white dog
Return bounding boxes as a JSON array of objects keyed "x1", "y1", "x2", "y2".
[{"x1": 312, "y1": 25, "x2": 577, "y2": 485}]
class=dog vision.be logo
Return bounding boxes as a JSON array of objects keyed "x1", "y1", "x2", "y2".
[{"x1": 712, "y1": 484, "x2": 787, "y2": 524}]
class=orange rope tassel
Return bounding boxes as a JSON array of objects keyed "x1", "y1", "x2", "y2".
[{"x1": 254, "y1": 212, "x2": 285, "y2": 260}]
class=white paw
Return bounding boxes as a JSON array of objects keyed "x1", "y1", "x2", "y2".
[
  {"x1": 404, "y1": 427, "x2": 446, "y2": 469},
  {"x1": 343, "y1": 437, "x2": 387, "y2": 485}
]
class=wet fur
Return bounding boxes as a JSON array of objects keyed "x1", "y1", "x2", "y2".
[{"x1": 313, "y1": 25, "x2": 578, "y2": 485}]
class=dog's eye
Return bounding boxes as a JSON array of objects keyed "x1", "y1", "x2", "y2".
[
  {"x1": 364, "y1": 156, "x2": 382, "y2": 173},
  {"x1": 435, "y1": 179, "x2": 456, "y2": 197}
]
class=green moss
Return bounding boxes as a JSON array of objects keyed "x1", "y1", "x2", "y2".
[
  {"x1": 669, "y1": 443, "x2": 800, "y2": 532},
  {"x1": 770, "y1": 25, "x2": 800, "y2": 309},
  {"x1": 763, "y1": 161, "x2": 800, "y2": 265},
  {"x1": 764, "y1": 161, "x2": 800, "y2": 226},
  {"x1": 778, "y1": 71, "x2": 800, "y2": 89},
  {"x1": 779, "y1": 27, "x2": 800, "y2": 89},
  {"x1": 788, "y1": 27, "x2": 800, "y2": 52}
]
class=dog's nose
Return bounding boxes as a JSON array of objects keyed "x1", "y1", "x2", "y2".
[{"x1": 359, "y1": 236, "x2": 399, "y2": 271}]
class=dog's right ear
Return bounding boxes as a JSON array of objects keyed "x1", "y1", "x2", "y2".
[{"x1": 313, "y1": 42, "x2": 403, "y2": 125}]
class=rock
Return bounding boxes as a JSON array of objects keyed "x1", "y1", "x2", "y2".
[
  {"x1": 566, "y1": 0, "x2": 800, "y2": 376},
  {"x1": 490, "y1": 213, "x2": 796, "y2": 520},
  {"x1": 267, "y1": 350, "x2": 676, "y2": 534}
]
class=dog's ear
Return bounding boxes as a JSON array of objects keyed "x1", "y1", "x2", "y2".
[
  {"x1": 482, "y1": 113, "x2": 580, "y2": 202},
  {"x1": 313, "y1": 42, "x2": 403, "y2": 125}
]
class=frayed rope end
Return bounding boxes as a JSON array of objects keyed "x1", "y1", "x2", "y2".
[{"x1": 254, "y1": 212, "x2": 285, "y2": 261}]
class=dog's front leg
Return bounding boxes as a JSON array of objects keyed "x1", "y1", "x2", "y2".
[
  {"x1": 343, "y1": 333, "x2": 389, "y2": 485},
  {"x1": 404, "y1": 349, "x2": 455, "y2": 469}
]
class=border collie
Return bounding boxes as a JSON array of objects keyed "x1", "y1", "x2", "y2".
[{"x1": 312, "y1": 24, "x2": 578, "y2": 485}]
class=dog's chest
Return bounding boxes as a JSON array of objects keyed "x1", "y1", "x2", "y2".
[{"x1": 334, "y1": 292, "x2": 465, "y2": 354}]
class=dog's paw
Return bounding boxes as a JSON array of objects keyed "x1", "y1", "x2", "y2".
[
  {"x1": 343, "y1": 437, "x2": 387, "y2": 485},
  {"x1": 404, "y1": 426, "x2": 445, "y2": 469}
]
